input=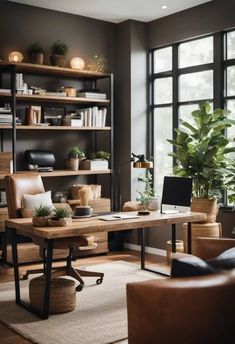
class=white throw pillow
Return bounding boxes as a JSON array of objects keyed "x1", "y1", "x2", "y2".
[{"x1": 22, "y1": 191, "x2": 54, "y2": 209}]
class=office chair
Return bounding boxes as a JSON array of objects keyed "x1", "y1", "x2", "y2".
[{"x1": 4, "y1": 173, "x2": 104, "y2": 291}]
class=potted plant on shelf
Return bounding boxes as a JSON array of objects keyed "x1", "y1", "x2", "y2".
[
  {"x1": 48, "y1": 206, "x2": 73, "y2": 227},
  {"x1": 50, "y1": 40, "x2": 68, "y2": 67},
  {"x1": 66, "y1": 146, "x2": 85, "y2": 171},
  {"x1": 27, "y1": 42, "x2": 45, "y2": 65},
  {"x1": 32, "y1": 203, "x2": 52, "y2": 227},
  {"x1": 136, "y1": 170, "x2": 159, "y2": 211},
  {"x1": 80, "y1": 150, "x2": 110, "y2": 170},
  {"x1": 167, "y1": 101, "x2": 235, "y2": 221}
]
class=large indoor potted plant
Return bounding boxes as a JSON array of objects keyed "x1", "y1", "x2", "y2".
[
  {"x1": 27, "y1": 42, "x2": 45, "y2": 64},
  {"x1": 50, "y1": 40, "x2": 68, "y2": 67},
  {"x1": 167, "y1": 101, "x2": 235, "y2": 250}
]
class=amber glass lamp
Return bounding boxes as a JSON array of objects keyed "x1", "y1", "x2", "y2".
[
  {"x1": 8, "y1": 51, "x2": 24, "y2": 62},
  {"x1": 70, "y1": 57, "x2": 85, "y2": 70}
]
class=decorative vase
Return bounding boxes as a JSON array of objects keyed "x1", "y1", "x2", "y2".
[
  {"x1": 32, "y1": 216, "x2": 49, "y2": 227},
  {"x1": 148, "y1": 197, "x2": 160, "y2": 211},
  {"x1": 66, "y1": 158, "x2": 79, "y2": 171},
  {"x1": 48, "y1": 217, "x2": 72, "y2": 227},
  {"x1": 29, "y1": 53, "x2": 44, "y2": 65},
  {"x1": 50, "y1": 54, "x2": 65, "y2": 67},
  {"x1": 191, "y1": 198, "x2": 218, "y2": 223}
]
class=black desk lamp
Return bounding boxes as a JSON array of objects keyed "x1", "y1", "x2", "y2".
[{"x1": 116, "y1": 153, "x2": 153, "y2": 211}]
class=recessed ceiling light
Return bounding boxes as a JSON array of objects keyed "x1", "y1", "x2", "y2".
[{"x1": 161, "y1": 5, "x2": 168, "y2": 9}]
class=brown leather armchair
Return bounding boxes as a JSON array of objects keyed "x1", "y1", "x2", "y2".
[
  {"x1": 127, "y1": 237, "x2": 235, "y2": 344},
  {"x1": 4, "y1": 173, "x2": 104, "y2": 291}
]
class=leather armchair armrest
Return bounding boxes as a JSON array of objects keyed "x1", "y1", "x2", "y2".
[
  {"x1": 194, "y1": 237, "x2": 235, "y2": 260},
  {"x1": 127, "y1": 272, "x2": 235, "y2": 344}
]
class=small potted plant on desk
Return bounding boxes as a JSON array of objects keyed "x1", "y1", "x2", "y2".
[
  {"x1": 136, "y1": 170, "x2": 159, "y2": 214},
  {"x1": 32, "y1": 203, "x2": 52, "y2": 227},
  {"x1": 50, "y1": 40, "x2": 68, "y2": 67},
  {"x1": 66, "y1": 146, "x2": 85, "y2": 171},
  {"x1": 48, "y1": 206, "x2": 73, "y2": 227},
  {"x1": 80, "y1": 150, "x2": 110, "y2": 170},
  {"x1": 27, "y1": 42, "x2": 45, "y2": 64}
]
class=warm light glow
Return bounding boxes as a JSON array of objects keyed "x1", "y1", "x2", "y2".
[
  {"x1": 8, "y1": 51, "x2": 24, "y2": 62},
  {"x1": 161, "y1": 4, "x2": 168, "y2": 9},
  {"x1": 70, "y1": 57, "x2": 85, "y2": 70}
]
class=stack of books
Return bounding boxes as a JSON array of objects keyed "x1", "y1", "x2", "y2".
[
  {"x1": 77, "y1": 91, "x2": 107, "y2": 99},
  {"x1": 0, "y1": 106, "x2": 12, "y2": 125},
  {"x1": 64, "y1": 107, "x2": 107, "y2": 127}
]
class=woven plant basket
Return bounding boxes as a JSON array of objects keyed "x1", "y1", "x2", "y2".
[
  {"x1": 48, "y1": 217, "x2": 72, "y2": 227},
  {"x1": 166, "y1": 240, "x2": 184, "y2": 264},
  {"x1": 32, "y1": 216, "x2": 49, "y2": 227},
  {"x1": 182, "y1": 222, "x2": 221, "y2": 254},
  {"x1": 191, "y1": 198, "x2": 218, "y2": 223},
  {"x1": 29, "y1": 276, "x2": 76, "y2": 314}
]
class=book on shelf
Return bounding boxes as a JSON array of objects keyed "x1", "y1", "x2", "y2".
[
  {"x1": 0, "y1": 114, "x2": 12, "y2": 118},
  {"x1": 0, "y1": 89, "x2": 11, "y2": 94},
  {"x1": 77, "y1": 107, "x2": 107, "y2": 128},
  {"x1": 77, "y1": 92, "x2": 107, "y2": 99},
  {"x1": 45, "y1": 91, "x2": 67, "y2": 97}
]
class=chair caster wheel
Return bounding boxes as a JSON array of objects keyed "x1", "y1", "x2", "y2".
[
  {"x1": 76, "y1": 284, "x2": 84, "y2": 292},
  {"x1": 96, "y1": 277, "x2": 103, "y2": 285},
  {"x1": 22, "y1": 274, "x2": 28, "y2": 280}
]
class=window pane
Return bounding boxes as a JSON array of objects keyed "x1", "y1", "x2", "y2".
[
  {"x1": 179, "y1": 36, "x2": 213, "y2": 68},
  {"x1": 226, "y1": 100, "x2": 235, "y2": 153},
  {"x1": 227, "y1": 66, "x2": 235, "y2": 96},
  {"x1": 178, "y1": 104, "x2": 199, "y2": 127},
  {"x1": 154, "y1": 77, "x2": 172, "y2": 104},
  {"x1": 154, "y1": 47, "x2": 172, "y2": 73},
  {"x1": 179, "y1": 70, "x2": 213, "y2": 102},
  {"x1": 153, "y1": 107, "x2": 172, "y2": 196},
  {"x1": 227, "y1": 31, "x2": 235, "y2": 60}
]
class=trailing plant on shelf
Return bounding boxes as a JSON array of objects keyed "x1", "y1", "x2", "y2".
[
  {"x1": 136, "y1": 170, "x2": 156, "y2": 210},
  {"x1": 32, "y1": 203, "x2": 52, "y2": 227},
  {"x1": 50, "y1": 40, "x2": 68, "y2": 67},
  {"x1": 27, "y1": 42, "x2": 44, "y2": 64}
]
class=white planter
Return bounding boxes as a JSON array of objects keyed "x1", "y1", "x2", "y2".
[{"x1": 148, "y1": 197, "x2": 160, "y2": 211}]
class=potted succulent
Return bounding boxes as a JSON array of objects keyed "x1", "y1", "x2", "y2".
[
  {"x1": 167, "y1": 101, "x2": 235, "y2": 220},
  {"x1": 80, "y1": 150, "x2": 110, "y2": 170},
  {"x1": 48, "y1": 206, "x2": 73, "y2": 227},
  {"x1": 50, "y1": 40, "x2": 68, "y2": 67},
  {"x1": 136, "y1": 171, "x2": 159, "y2": 211},
  {"x1": 66, "y1": 146, "x2": 85, "y2": 171},
  {"x1": 32, "y1": 203, "x2": 52, "y2": 227},
  {"x1": 27, "y1": 42, "x2": 45, "y2": 64}
]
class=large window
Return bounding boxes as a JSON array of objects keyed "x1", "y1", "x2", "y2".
[{"x1": 150, "y1": 30, "x2": 235, "y2": 204}]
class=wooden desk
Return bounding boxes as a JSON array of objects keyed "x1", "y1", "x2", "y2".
[{"x1": 6, "y1": 211, "x2": 206, "y2": 319}]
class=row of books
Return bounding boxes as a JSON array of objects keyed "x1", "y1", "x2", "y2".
[
  {"x1": 0, "y1": 106, "x2": 12, "y2": 124},
  {"x1": 77, "y1": 92, "x2": 107, "y2": 99},
  {"x1": 64, "y1": 107, "x2": 107, "y2": 127}
]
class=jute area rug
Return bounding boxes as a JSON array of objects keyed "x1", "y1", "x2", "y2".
[{"x1": 0, "y1": 261, "x2": 164, "y2": 344}]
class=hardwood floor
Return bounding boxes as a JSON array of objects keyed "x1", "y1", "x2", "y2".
[{"x1": 0, "y1": 249, "x2": 169, "y2": 344}]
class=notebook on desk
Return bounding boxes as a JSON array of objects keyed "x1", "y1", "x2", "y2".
[
  {"x1": 161, "y1": 176, "x2": 192, "y2": 214},
  {"x1": 99, "y1": 213, "x2": 140, "y2": 221}
]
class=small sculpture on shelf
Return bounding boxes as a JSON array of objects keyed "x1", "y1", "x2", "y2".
[
  {"x1": 27, "y1": 42, "x2": 45, "y2": 65},
  {"x1": 50, "y1": 40, "x2": 68, "y2": 67}
]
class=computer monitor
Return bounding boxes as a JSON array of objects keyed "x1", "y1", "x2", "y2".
[{"x1": 161, "y1": 176, "x2": 192, "y2": 214}]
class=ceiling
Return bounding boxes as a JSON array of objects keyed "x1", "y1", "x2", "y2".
[{"x1": 8, "y1": 0, "x2": 212, "y2": 23}]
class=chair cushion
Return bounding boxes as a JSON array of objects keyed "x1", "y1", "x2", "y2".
[
  {"x1": 207, "y1": 247, "x2": 235, "y2": 270},
  {"x1": 22, "y1": 191, "x2": 54, "y2": 209},
  {"x1": 171, "y1": 255, "x2": 215, "y2": 278}
]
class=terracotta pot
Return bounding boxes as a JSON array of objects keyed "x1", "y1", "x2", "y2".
[
  {"x1": 191, "y1": 197, "x2": 218, "y2": 223},
  {"x1": 66, "y1": 158, "x2": 79, "y2": 171},
  {"x1": 32, "y1": 216, "x2": 49, "y2": 227},
  {"x1": 48, "y1": 217, "x2": 72, "y2": 227},
  {"x1": 50, "y1": 54, "x2": 65, "y2": 67},
  {"x1": 29, "y1": 53, "x2": 44, "y2": 65}
]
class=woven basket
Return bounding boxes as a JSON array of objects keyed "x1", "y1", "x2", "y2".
[
  {"x1": 182, "y1": 222, "x2": 221, "y2": 254},
  {"x1": 29, "y1": 276, "x2": 76, "y2": 314},
  {"x1": 48, "y1": 217, "x2": 72, "y2": 227},
  {"x1": 166, "y1": 240, "x2": 184, "y2": 264},
  {"x1": 32, "y1": 216, "x2": 49, "y2": 227},
  {"x1": 191, "y1": 198, "x2": 218, "y2": 223}
]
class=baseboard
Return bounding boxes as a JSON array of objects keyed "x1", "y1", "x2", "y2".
[{"x1": 124, "y1": 242, "x2": 166, "y2": 257}]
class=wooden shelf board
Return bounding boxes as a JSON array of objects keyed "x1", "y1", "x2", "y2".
[
  {"x1": 0, "y1": 62, "x2": 110, "y2": 79},
  {"x1": 0, "y1": 169, "x2": 111, "y2": 179},
  {"x1": 0, "y1": 92, "x2": 110, "y2": 104},
  {"x1": 0, "y1": 125, "x2": 111, "y2": 131}
]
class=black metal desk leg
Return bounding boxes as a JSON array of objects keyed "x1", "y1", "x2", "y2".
[
  {"x1": 42, "y1": 239, "x2": 54, "y2": 319},
  {"x1": 187, "y1": 222, "x2": 192, "y2": 254},
  {"x1": 172, "y1": 224, "x2": 176, "y2": 253},
  {"x1": 140, "y1": 228, "x2": 145, "y2": 269},
  {"x1": 10, "y1": 227, "x2": 20, "y2": 303}
]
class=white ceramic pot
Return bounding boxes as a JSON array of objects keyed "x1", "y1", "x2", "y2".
[{"x1": 148, "y1": 197, "x2": 160, "y2": 211}]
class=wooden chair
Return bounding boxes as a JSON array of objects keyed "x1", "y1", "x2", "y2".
[{"x1": 4, "y1": 173, "x2": 104, "y2": 291}]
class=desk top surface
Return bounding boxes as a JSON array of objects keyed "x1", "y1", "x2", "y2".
[{"x1": 6, "y1": 211, "x2": 207, "y2": 240}]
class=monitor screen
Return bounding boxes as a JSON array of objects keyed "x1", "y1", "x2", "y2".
[{"x1": 161, "y1": 176, "x2": 192, "y2": 207}]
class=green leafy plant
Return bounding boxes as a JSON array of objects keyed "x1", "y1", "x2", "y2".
[
  {"x1": 51, "y1": 207, "x2": 73, "y2": 220},
  {"x1": 50, "y1": 40, "x2": 68, "y2": 56},
  {"x1": 27, "y1": 42, "x2": 44, "y2": 55},
  {"x1": 89, "y1": 150, "x2": 110, "y2": 160},
  {"x1": 167, "y1": 101, "x2": 235, "y2": 199},
  {"x1": 136, "y1": 171, "x2": 156, "y2": 209},
  {"x1": 34, "y1": 203, "x2": 52, "y2": 217},
  {"x1": 68, "y1": 146, "x2": 85, "y2": 159}
]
